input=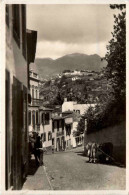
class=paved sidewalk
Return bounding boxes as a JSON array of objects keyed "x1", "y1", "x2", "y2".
[{"x1": 22, "y1": 157, "x2": 52, "y2": 190}]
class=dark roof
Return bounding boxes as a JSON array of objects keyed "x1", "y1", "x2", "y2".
[{"x1": 62, "y1": 111, "x2": 73, "y2": 114}]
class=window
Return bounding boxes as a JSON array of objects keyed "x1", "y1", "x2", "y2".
[
  {"x1": 36, "y1": 90, "x2": 37, "y2": 99},
  {"x1": 45, "y1": 113, "x2": 50, "y2": 125},
  {"x1": 43, "y1": 132, "x2": 46, "y2": 142},
  {"x1": 41, "y1": 132, "x2": 46, "y2": 142},
  {"x1": 76, "y1": 110, "x2": 80, "y2": 114},
  {"x1": 66, "y1": 124, "x2": 71, "y2": 136},
  {"x1": 48, "y1": 132, "x2": 52, "y2": 141},
  {"x1": 32, "y1": 89, "x2": 34, "y2": 99},
  {"x1": 12, "y1": 5, "x2": 20, "y2": 47},
  {"x1": 42, "y1": 113, "x2": 44, "y2": 124},
  {"x1": 36, "y1": 111, "x2": 38, "y2": 124},
  {"x1": 42, "y1": 113, "x2": 50, "y2": 125},
  {"x1": 54, "y1": 121, "x2": 57, "y2": 129},
  {"x1": 32, "y1": 111, "x2": 35, "y2": 127},
  {"x1": 29, "y1": 111, "x2": 31, "y2": 125},
  {"x1": 59, "y1": 120, "x2": 62, "y2": 128}
]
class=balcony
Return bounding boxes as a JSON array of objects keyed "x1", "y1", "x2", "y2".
[
  {"x1": 31, "y1": 98, "x2": 43, "y2": 106},
  {"x1": 29, "y1": 72, "x2": 39, "y2": 81}
]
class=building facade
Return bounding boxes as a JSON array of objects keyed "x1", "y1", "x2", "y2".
[
  {"x1": 28, "y1": 63, "x2": 43, "y2": 133},
  {"x1": 6, "y1": 5, "x2": 28, "y2": 190},
  {"x1": 5, "y1": 5, "x2": 37, "y2": 190},
  {"x1": 52, "y1": 116, "x2": 65, "y2": 152},
  {"x1": 62, "y1": 98, "x2": 95, "y2": 115},
  {"x1": 62, "y1": 99, "x2": 94, "y2": 148},
  {"x1": 39, "y1": 107, "x2": 53, "y2": 152}
]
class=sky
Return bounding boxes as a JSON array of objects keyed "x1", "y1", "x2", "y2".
[{"x1": 27, "y1": 4, "x2": 118, "y2": 59}]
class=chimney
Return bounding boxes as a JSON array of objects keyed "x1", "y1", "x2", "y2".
[{"x1": 64, "y1": 98, "x2": 67, "y2": 102}]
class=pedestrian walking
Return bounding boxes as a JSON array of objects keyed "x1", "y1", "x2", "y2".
[
  {"x1": 90, "y1": 142, "x2": 98, "y2": 163},
  {"x1": 35, "y1": 133, "x2": 46, "y2": 166},
  {"x1": 39, "y1": 136, "x2": 45, "y2": 166},
  {"x1": 29, "y1": 131, "x2": 36, "y2": 161}
]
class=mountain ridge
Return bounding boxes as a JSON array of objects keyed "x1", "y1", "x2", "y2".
[{"x1": 35, "y1": 53, "x2": 107, "y2": 79}]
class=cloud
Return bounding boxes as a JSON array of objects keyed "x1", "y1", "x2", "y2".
[
  {"x1": 27, "y1": 4, "x2": 118, "y2": 58},
  {"x1": 36, "y1": 40, "x2": 108, "y2": 59}
]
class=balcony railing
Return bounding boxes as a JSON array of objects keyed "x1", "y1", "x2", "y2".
[{"x1": 31, "y1": 98, "x2": 43, "y2": 106}]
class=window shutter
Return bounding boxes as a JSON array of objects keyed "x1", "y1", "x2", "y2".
[
  {"x1": 29, "y1": 111, "x2": 31, "y2": 125},
  {"x1": 21, "y1": 5, "x2": 27, "y2": 59},
  {"x1": 12, "y1": 5, "x2": 20, "y2": 47}
]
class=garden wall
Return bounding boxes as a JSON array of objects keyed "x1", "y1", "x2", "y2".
[{"x1": 84, "y1": 122, "x2": 126, "y2": 164}]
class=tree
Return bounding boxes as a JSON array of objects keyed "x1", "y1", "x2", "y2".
[
  {"x1": 105, "y1": 4, "x2": 126, "y2": 106},
  {"x1": 53, "y1": 91, "x2": 63, "y2": 105},
  {"x1": 77, "y1": 5, "x2": 126, "y2": 135}
]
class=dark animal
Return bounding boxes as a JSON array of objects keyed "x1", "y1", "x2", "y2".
[
  {"x1": 98, "y1": 142, "x2": 113, "y2": 163},
  {"x1": 85, "y1": 142, "x2": 113, "y2": 164}
]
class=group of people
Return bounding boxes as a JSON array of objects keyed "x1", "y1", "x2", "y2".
[
  {"x1": 29, "y1": 131, "x2": 46, "y2": 166},
  {"x1": 85, "y1": 142, "x2": 113, "y2": 163}
]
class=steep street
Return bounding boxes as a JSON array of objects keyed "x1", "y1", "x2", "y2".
[{"x1": 43, "y1": 147, "x2": 125, "y2": 190}]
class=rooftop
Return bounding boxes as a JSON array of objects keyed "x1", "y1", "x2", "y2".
[{"x1": 39, "y1": 106, "x2": 53, "y2": 111}]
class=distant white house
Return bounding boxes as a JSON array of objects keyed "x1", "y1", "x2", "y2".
[
  {"x1": 61, "y1": 98, "x2": 95, "y2": 148},
  {"x1": 62, "y1": 98, "x2": 95, "y2": 115},
  {"x1": 63, "y1": 70, "x2": 82, "y2": 76},
  {"x1": 72, "y1": 76, "x2": 80, "y2": 81}
]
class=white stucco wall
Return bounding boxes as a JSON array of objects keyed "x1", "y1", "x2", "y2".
[
  {"x1": 62, "y1": 101, "x2": 74, "y2": 112},
  {"x1": 73, "y1": 104, "x2": 95, "y2": 115},
  {"x1": 30, "y1": 79, "x2": 39, "y2": 99},
  {"x1": 39, "y1": 112, "x2": 52, "y2": 148},
  {"x1": 62, "y1": 101, "x2": 95, "y2": 115}
]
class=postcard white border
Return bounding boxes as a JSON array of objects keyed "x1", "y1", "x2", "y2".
[{"x1": 0, "y1": 0, "x2": 129, "y2": 194}]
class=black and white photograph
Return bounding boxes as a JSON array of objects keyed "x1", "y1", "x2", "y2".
[{"x1": 0, "y1": 0, "x2": 127, "y2": 193}]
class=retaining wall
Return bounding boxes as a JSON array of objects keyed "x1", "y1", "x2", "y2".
[{"x1": 84, "y1": 122, "x2": 126, "y2": 164}]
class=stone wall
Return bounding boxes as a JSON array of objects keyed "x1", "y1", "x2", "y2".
[{"x1": 84, "y1": 122, "x2": 126, "y2": 164}]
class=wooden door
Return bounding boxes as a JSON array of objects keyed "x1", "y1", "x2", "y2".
[{"x1": 12, "y1": 76, "x2": 23, "y2": 189}]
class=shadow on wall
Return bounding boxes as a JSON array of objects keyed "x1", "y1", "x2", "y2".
[{"x1": 84, "y1": 122, "x2": 126, "y2": 166}]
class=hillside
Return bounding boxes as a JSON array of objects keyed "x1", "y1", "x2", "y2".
[
  {"x1": 40, "y1": 71, "x2": 108, "y2": 106},
  {"x1": 35, "y1": 53, "x2": 107, "y2": 79}
]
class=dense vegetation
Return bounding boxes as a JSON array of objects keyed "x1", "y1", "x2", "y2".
[
  {"x1": 77, "y1": 4, "x2": 126, "y2": 135},
  {"x1": 40, "y1": 71, "x2": 108, "y2": 107}
]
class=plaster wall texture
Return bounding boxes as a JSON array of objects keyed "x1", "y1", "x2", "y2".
[{"x1": 84, "y1": 122, "x2": 126, "y2": 163}]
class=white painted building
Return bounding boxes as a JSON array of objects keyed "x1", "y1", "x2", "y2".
[
  {"x1": 28, "y1": 63, "x2": 43, "y2": 133},
  {"x1": 72, "y1": 76, "x2": 81, "y2": 81},
  {"x1": 62, "y1": 98, "x2": 95, "y2": 115},
  {"x1": 62, "y1": 99, "x2": 95, "y2": 148},
  {"x1": 39, "y1": 107, "x2": 53, "y2": 151}
]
